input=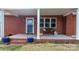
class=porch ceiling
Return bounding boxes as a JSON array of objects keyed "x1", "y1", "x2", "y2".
[
  {"x1": 40, "y1": 9, "x2": 76, "y2": 15},
  {"x1": 4, "y1": 9, "x2": 37, "y2": 16},
  {"x1": 4, "y1": 8, "x2": 76, "y2": 16}
]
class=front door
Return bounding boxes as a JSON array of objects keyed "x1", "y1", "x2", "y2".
[{"x1": 26, "y1": 18, "x2": 34, "y2": 34}]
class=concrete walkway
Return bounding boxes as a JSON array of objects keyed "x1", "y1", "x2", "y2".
[{"x1": 9, "y1": 34, "x2": 75, "y2": 40}]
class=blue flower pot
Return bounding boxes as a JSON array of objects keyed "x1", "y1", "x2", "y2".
[
  {"x1": 2, "y1": 37, "x2": 10, "y2": 44},
  {"x1": 27, "y1": 37, "x2": 34, "y2": 43}
]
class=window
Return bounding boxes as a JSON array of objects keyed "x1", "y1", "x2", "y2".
[
  {"x1": 45, "y1": 19, "x2": 50, "y2": 28},
  {"x1": 40, "y1": 18, "x2": 56, "y2": 28},
  {"x1": 40, "y1": 19, "x2": 44, "y2": 23},
  {"x1": 45, "y1": 22, "x2": 50, "y2": 27},
  {"x1": 45, "y1": 19, "x2": 50, "y2": 22},
  {"x1": 51, "y1": 19, "x2": 56, "y2": 27},
  {"x1": 40, "y1": 19, "x2": 44, "y2": 27},
  {"x1": 40, "y1": 22, "x2": 44, "y2": 27}
]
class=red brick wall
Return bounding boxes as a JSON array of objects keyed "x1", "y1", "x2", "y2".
[
  {"x1": 66, "y1": 14, "x2": 76, "y2": 35},
  {"x1": 18, "y1": 16, "x2": 37, "y2": 34},
  {"x1": 4, "y1": 15, "x2": 25, "y2": 35},
  {"x1": 72, "y1": 15, "x2": 76, "y2": 35},
  {"x1": 5, "y1": 15, "x2": 75, "y2": 35},
  {"x1": 62, "y1": 16, "x2": 66, "y2": 34},
  {"x1": 56, "y1": 16, "x2": 63, "y2": 34},
  {"x1": 4, "y1": 15, "x2": 37, "y2": 35},
  {"x1": 40, "y1": 15, "x2": 63, "y2": 34}
]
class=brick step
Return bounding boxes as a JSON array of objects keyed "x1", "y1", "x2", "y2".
[
  {"x1": 10, "y1": 39, "x2": 26, "y2": 44},
  {"x1": 10, "y1": 39, "x2": 77, "y2": 44}
]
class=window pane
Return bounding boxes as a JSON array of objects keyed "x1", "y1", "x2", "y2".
[
  {"x1": 51, "y1": 19, "x2": 56, "y2": 27},
  {"x1": 40, "y1": 23, "x2": 44, "y2": 27},
  {"x1": 51, "y1": 23, "x2": 55, "y2": 27},
  {"x1": 51, "y1": 19, "x2": 55, "y2": 23},
  {"x1": 45, "y1": 19, "x2": 50, "y2": 22},
  {"x1": 45, "y1": 22, "x2": 50, "y2": 27},
  {"x1": 40, "y1": 19, "x2": 44, "y2": 22}
]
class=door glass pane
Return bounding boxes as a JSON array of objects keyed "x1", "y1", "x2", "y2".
[
  {"x1": 27, "y1": 19, "x2": 33, "y2": 25},
  {"x1": 27, "y1": 19, "x2": 33, "y2": 33},
  {"x1": 27, "y1": 25, "x2": 33, "y2": 33}
]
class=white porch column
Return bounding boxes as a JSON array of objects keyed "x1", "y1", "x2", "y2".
[
  {"x1": 0, "y1": 9, "x2": 4, "y2": 40},
  {"x1": 76, "y1": 8, "x2": 79, "y2": 40},
  {"x1": 37, "y1": 9, "x2": 40, "y2": 39}
]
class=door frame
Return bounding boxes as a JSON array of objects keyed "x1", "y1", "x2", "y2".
[{"x1": 26, "y1": 17, "x2": 34, "y2": 34}]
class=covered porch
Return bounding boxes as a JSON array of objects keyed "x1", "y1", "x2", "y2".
[{"x1": 0, "y1": 8, "x2": 79, "y2": 41}]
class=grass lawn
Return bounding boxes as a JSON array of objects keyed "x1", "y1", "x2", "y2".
[{"x1": 0, "y1": 42, "x2": 79, "y2": 51}]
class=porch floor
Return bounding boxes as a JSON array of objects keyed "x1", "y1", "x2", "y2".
[{"x1": 9, "y1": 34, "x2": 75, "y2": 40}]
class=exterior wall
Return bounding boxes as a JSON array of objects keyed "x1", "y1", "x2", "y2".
[
  {"x1": 4, "y1": 15, "x2": 37, "y2": 35},
  {"x1": 62, "y1": 16, "x2": 66, "y2": 34},
  {"x1": 18, "y1": 16, "x2": 37, "y2": 34},
  {"x1": 40, "y1": 15, "x2": 63, "y2": 34},
  {"x1": 5, "y1": 15, "x2": 25, "y2": 35},
  {"x1": 66, "y1": 14, "x2": 76, "y2": 35},
  {"x1": 4, "y1": 15, "x2": 76, "y2": 36}
]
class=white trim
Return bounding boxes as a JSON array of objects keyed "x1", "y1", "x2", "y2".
[
  {"x1": 26, "y1": 18, "x2": 34, "y2": 34},
  {"x1": 54, "y1": 17, "x2": 57, "y2": 29},
  {"x1": 50, "y1": 18, "x2": 51, "y2": 28},
  {"x1": 63, "y1": 12, "x2": 72, "y2": 16},
  {"x1": 40, "y1": 17, "x2": 57, "y2": 28},
  {"x1": 63, "y1": 9, "x2": 75, "y2": 16},
  {"x1": 37, "y1": 9, "x2": 40, "y2": 39},
  {"x1": 76, "y1": 8, "x2": 79, "y2": 40},
  {"x1": 44, "y1": 18, "x2": 45, "y2": 28},
  {"x1": 0, "y1": 10, "x2": 4, "y2": 38},
  {"x1": 72, "y1": 12, "x2": 76, "y2": 15}
]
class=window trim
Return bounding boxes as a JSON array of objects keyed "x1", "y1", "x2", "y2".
[
  {"x1": 40, "y1": 17, "x2": 57, "y2": 28},
  {"x1": 26, "y1": 17, "x2": 34, "y2": 33},
  {"x1": 51, "y1": 18, "x2": 57, "y2": 28}
]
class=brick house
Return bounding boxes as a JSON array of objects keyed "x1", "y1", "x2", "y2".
[{"x1": 0, "y1": 8, "x2": 79, "y2": 42}]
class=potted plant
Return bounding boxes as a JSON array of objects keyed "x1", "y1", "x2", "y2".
[
  {"x1": 27, "y1": 37, "x2": 34, "y2": 43},
  {"x1": 2, "y1": 36, "x2": 10, "y2": 45}
]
